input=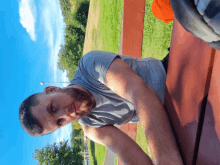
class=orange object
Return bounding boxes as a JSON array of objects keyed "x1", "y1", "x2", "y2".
[{"x1": 152, "y1": 0, "x2": 174, "y2": 24}]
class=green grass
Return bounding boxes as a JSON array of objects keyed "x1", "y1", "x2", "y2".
[
  {"x1": 98, "y1": 0, "x2": 123, "y2": 53},
  {"x1": 136, "y1": 123, "x2": 154, "y2": 160},
  {"x1": 89, "y1": 0, "x2": 123, "y2": 53},
  {"x1": 88, "y1": 139, "x2": 107, "y2": 165},
  {"x1": 95, "y1": 140, "x2": 107, "y2": 165},
  {"x1": 84, "y1": 0, "x2": 173, "y2": 164},
  {"x1": 114, "y1": 156, "x2": 118, "y2": 165},
  {"x1": 141, "y1": 0, "x2": 173, "y2": 60}
]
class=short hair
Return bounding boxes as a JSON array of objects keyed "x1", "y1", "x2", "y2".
[{"x1": 19, "y1": 92, "x2": 51, "y2": 137}]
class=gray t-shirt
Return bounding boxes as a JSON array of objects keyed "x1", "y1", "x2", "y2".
[{"x1": 69, "y1": 50, "x2": 166, "y2": 127}]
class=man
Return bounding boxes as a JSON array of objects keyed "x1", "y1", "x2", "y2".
[{"x1": 19, "y1": 49, "x2": 184, "y2": 165}]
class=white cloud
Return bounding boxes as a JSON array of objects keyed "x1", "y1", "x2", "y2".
[
  {"x1": 19, "y1": 0, "x2": 37, "y2": 41},
  {"x1": 62, "y1": 71, "x2": 69, "y2": 88},
  {"x1": 40, "y1": 0, "x2": 66, "y2": 82}
]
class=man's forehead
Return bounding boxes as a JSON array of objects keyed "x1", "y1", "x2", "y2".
[
  {"x1": 37, "y1": 93, "x2": 50, "y2": 104},
  {"x1": 31, "y1": 102, "x2": 47, "y2": 117},
  {"x1": 31, "y1": 94, "x2": 50, "y2": 120},
  {"x1": 31, "y1": 95, "x2": 57, "y2": 134}
]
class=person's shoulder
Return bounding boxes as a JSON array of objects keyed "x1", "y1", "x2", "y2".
[
  {"x1": 82, "y1": 50, "x2": 105, "y2": 59},
  {"x1": 79, "y1": 51, "x2": 100, "y2": 64},
  {"x1": 80, "y1": 50, "x2": 115, "y2": 66},
  {"x1": 82, "y1": 50, "x2": 121, "y2": 64}
]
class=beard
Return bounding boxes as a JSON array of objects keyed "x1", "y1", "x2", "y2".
[{"x1": 59, "y1": 87, "x2": 95, "y2": 118}]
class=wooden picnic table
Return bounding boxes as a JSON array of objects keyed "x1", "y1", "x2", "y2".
[{"x1": 118, "y1": 0, "x2": 220, "y2": 164}]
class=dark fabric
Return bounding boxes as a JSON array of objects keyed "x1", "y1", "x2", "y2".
[
  {"x1": 161, "y1": 47, "x2": 170, "y2": 74},
  {"x1": 169, "y1": 0, "x2": 220, "y2": 50}
]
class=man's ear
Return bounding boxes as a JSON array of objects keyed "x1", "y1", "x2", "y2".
[{"x1": 44, "y1": 86, "x2": 61, "y2": 94}]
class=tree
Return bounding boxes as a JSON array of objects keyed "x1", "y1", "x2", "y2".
[
  {"x1": 71, "y1": 122, "x2": 85, "y2": 152},
  {"x1": 32, "y1": 140, "x2": 83, "y2": 165},
  {"x1": 75, "y1": 1, "x2": 90, "y2": 28},
  {"x1": 57, "y1": 27, "x2": 84, "y2": 80},
  {"x1": 72, "y1": 121, "x2": 83, "y2": 130},
  {"x1": 59, "y1": 0, "x2": 71, "y2": 19},
  {"x1": 57, "y1": 43, "x2": 81, "y2": 80},
  {"x1": 57, "y1": 0, "x2": 90, "y2": 81}
]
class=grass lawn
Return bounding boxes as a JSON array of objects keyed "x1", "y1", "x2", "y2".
[
  {"x1": 83, "y1": 0, "x2": 123, "y2": 55},
  {"x1": 88, "y1": 139, "x2": 107, "y2": 165},
  {"x1": 142, "y1": 0, "x2": 173, "y2": 60},
  {"x1": 82, "y1": 0, "x2": 173, "y2": 164}
]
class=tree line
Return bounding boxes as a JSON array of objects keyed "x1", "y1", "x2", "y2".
[{"x1": 57, "y1": 0, "x2": 90, "y2": 81}]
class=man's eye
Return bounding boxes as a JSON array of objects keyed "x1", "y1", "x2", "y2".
[
  {"x1": 57, "y1": 119, "x2": 62, "y2": 126},
  {"x1": 50, "y1": 105, "x2": 56, "y2": 112}
]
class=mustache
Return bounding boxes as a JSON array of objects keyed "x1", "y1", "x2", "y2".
[{"x1": 60, "y1": 87, "x2": 93, "y2": 108}]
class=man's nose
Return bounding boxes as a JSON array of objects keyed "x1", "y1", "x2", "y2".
[{"x1": 56, "y1": 108, "x2": 71, "y2": 119}]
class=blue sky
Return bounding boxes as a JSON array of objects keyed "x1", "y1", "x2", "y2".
[{"x1": 0, "y1": 0, "x2": 73, "y2": 164}]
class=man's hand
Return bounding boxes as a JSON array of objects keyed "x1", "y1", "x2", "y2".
[{"x1": 105, "y1": 57, "x2": 184, "y2": 165}]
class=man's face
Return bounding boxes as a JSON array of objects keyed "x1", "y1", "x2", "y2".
[{"x1": 31, "y1": 86, "x2": 95, "y2": 135}]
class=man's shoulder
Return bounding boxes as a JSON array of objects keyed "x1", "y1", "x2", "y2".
[
  {"x1": 82, "y1": 50, "x2": 104, "y2": 59},
  {"x1": 82, "y1": 50, "x2": 118, "y2": 61}
]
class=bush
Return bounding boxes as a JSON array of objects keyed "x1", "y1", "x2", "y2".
[{"x1": 75, "y1": 1, "x2": 90, "y2": 28}]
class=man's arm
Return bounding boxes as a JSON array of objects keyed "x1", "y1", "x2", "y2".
[
  {"x1": 105, "y1": 57, "x2": 184, "y2": 165},
  {"x1": 81, "y1": 124, "x2": 154, "y2": 165}
]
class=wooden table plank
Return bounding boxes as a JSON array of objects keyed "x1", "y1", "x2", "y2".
[
  {"x1": 118, "y1": 0, "x2": 145, "y2": 164},
  {"x1": 196, "y1": 48, "x2": 220, "y2": 165},
  {"x1": 164, "y1": 16, "x2": 213, "y2": 165}
]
